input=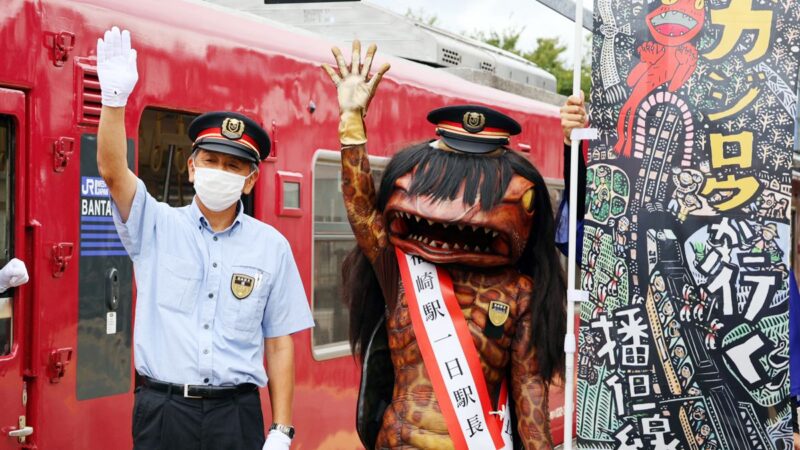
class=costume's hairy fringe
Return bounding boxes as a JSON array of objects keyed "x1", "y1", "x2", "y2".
[{"x1": 342, "y1": 142, "x2": 567, "y2": 381}]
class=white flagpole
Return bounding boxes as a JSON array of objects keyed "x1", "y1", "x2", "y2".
[{"x1": 563, "y1": 0, "x2": 584, "y2": 448}]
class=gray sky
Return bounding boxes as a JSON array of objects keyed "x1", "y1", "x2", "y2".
[{"x1": 367, "y1": 0, "x2": 593, "y2": 63}]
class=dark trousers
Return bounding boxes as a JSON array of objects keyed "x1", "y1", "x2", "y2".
[{"x1": 132, "y1": 385, "x2": 266, "y2": 450}]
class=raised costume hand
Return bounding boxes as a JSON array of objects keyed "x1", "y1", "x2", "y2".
[
  {"x1": 0, "y1": 258, "x2": 29, "y2": 293},
  {"x1": 262, "y1": 430, "x2": 291, "y2": 450},
  {"x1": 96, "y1": 26, "x2": 139, "y2": 107},
  {"x1": 321, "y1": 41, "x2": 390, "y2": 145}
]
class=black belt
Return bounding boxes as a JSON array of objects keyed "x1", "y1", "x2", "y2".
[{"x1": 141, "y1": 376, "x2": 258, "y2": 399}]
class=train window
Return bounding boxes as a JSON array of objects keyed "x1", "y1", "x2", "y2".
[
  {"x1": 0, "y1": 116, "x2": 14, "y2": 356},
  {"x1": 138, "y1": 109, "x2": 198, "y2": 207},
  {"x1": 283, "y1": 181, "x2": 300, "y2": 209},
  {"x1": 312, "y1": 151, "x2": 386, "y2": 360}
]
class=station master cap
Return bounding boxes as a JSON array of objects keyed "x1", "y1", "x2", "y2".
[
  {"x1": 427, "y1": 105, "x2": 522, "y2": 154},
  {"x1": 188, "y1": 112, "x2": 271, "y2": 164}
]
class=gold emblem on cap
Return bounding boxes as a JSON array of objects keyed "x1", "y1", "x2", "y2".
[
  {"x1": 462, "y1": 111, "x2": 486, "y2": 133},
  {"x1": 231, "y1": 273, "x2": 255, "y2": 299},
  {"x1": 488, "y1": 301, "x2": 510, "y2": 327},
  {"x1": 221, "y1": 117, "x2": 245, "y2": 140}
]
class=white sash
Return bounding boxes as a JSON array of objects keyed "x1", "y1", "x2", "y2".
[{"x1": 397, "y1": 249, "x2": 513, "y2": 450}]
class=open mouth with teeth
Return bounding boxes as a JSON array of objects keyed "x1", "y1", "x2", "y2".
[
  {"x1": 650, "y1": 10, "x2": 698, "y2": 37},
  {"x1": 387, "y1": 209, "x2": 511, "y2": 263}
]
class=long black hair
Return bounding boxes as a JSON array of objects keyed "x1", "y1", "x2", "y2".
[{"x1": 342, "y1": 142, "x2": 567, "y2": 381}]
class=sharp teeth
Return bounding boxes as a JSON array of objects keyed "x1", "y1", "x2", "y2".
[
  {"x1": 427, "y1": 219, "x2": 434, "y2": 226},
  {"x1": 423, "y1": 237, "x2": 430, "y2": 244},
  {"x1": 415, "y1": 216, "x2": 421, "y2": 222},
  {"x1": 442, "y1": 243, "x2": 450, "y2": 250},
  {"x1": 483, "y1": 228, "x2": 491, "y2": 235},
  {"x1": 443, "y1": 223, "x2": 450, "y2": 230},
  {"x1": 430, "y1": 241, "x2": 439, "y2": 248},
  {"x1": 458, "y1": 224, "x2": 464, "y2": 231},
  {"x1": 472, "y1": 245, "x2": 480, "y2": 252},
  {"x1": 453, "y1": 243, "x2": 461, "y2": 250},
  {"x1": 471, "y1": 225, "x2": 478, "y2": 232},
  {"x1": 492, "y1": 231, "x2": 498, "y2": 237}
]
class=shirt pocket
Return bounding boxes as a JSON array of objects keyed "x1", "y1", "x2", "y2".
[
  {"x1": 156, "y1": 252, "x2": 203, "y2": 313},
  {"x1": 223, "y1": 264, "x2": 270, "y2": 334}
]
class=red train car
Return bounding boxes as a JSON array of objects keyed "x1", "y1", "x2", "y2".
[{"x1": 0, "y1": 0, "x2": 567, "y2": 448}]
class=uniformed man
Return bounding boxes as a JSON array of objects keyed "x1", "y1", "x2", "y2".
[{"x1": 96, "y1": 27, "x2": 313, "y2": 450}]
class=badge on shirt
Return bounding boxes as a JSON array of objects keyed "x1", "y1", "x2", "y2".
[
  {"x1": 231, "y1": 273, "x2": 255, "y2": 299},
  {"x1": 485, "y1": 301, "x2": 510, "y2": 339}
]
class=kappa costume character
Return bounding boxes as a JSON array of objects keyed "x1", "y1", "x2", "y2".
[
  {"x1": 96, "y1": 27, "x2": 313, "y2": 450},
  {"x1": 322, "y1": 42, "x2": 566, "y2": 450}
]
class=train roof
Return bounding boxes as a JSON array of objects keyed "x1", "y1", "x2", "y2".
[{"x1": 69, "y1": 0, "x2": 559, "y2": 119}]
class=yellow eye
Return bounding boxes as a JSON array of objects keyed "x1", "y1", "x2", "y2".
[
  {"x1": 695, "y1": 0, "x2": 704, "y2": 9},
  {"x1": 662, "y1": 0, "x2": 678, "y2": 4},
  {"x1": 522, "y1": 189, "x2": 535, "y2": 213}
]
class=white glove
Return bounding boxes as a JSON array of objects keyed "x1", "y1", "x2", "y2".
[
  {"x1": 262, "y1": 430, "x2": 291, "y2": 450},
  {"x1": 0, "y1": 258, "x2": 28, "y2": 293},
  {"x1": 96, "y1": 26, "x2": 138, "y2": 107}
]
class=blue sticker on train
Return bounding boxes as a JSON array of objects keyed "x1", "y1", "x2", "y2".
[{"x1": 79, "y1": 176, "x2": 127, "y2": 257}]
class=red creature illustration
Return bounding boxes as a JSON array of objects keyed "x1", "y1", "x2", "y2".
[{"x1": 614, "y1": 0, "x2": 705, "y2": 157}]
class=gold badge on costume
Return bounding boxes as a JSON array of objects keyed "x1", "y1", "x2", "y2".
[
  {"x1": 485, "y1": 300, "x2": 510, "y2": 339},
  {"x1": 221, "y1": 117, "x2": 245, "y2": 140},
  {"x1": 231, "y1": 273, "x2": 255, "y2": 299}
]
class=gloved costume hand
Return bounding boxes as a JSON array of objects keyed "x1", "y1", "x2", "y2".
[
  {"x1": 96, "y1": 26, "x2": 139, "y2": 107},
  {"x1": 321, "y1": 40, "x2": 390, "y2": 145},
  {"x1": 0, "y1": 258, "x2": 28, "y2": 293},
  {"x1": 262, "y1": 430, "x2": 291, "y2": 450}
]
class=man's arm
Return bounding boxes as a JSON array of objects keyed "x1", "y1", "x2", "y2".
[
  {"x1": 98, "y1": 107, "x2": 137, "y2": 222},
  {"x1": 265, "y1": 335, "x2": 295, "y2": 426},
  {"x1": 96, "y1": 27, "x2": 139, "y2": 222}
]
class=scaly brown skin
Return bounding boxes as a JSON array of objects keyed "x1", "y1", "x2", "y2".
[{"x1": 340, "y1": 144, "x2": 552, "y2": 449}]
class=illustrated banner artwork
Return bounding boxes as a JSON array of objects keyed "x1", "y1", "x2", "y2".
[{"x1": 577, "y1": 0, "x2": 799, "y2": 448}]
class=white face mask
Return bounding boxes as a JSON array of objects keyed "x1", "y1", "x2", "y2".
[{"x1": 193, "y1": 166, "x2": 250, "y2": 212}]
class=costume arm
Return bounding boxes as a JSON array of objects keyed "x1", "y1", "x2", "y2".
[
  {"x1": 511, "y1": 278, "x2": 553, "y2": 449},
  {"x1": 322, "y1": 41, "x2": 391, "y2": 263},
  {"x1": 341, "y1": 142, "x2": 387, "y2": 263}
]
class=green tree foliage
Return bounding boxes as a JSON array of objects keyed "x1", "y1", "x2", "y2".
[{"x1": 470, "y1": 28, "x2": 524, "y2": 53}]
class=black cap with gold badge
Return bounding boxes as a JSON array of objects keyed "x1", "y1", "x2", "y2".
[
  {"x1": 427, "y1": 105, "x2": 522, "y2": 154},
  {"x1": 188, "y1": 112, "x2": 271, "y2": 164}
]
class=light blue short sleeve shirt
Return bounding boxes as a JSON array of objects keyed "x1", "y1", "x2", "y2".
[{"x1": 112, "y1": 179, "x2": 314, "y2": 386}]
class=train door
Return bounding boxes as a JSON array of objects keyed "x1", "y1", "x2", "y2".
[{"x1": 0, "y1": 88, "x2": 31, "y2": 447}]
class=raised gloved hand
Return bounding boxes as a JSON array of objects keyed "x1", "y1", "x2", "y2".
[
  {"x1": 262, "y1": 430, "x2": 291, "y2": 450},
  {"x1": 322, "y1": 40, "x2": 390, "y2": 146},
  {"x1": 0, "y1": 258, "x2": 29, "y2": 293},
  {"x1": 96, "y1": 26, "x2": 139, "y2": 108}
]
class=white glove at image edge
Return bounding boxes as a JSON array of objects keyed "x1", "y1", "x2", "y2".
[
  {"x1": 262, "y1": 429, "x2": 292, "y2": 450},
  {"x1": 0, "y1": 258, "x2": 28, "y2": 293}
]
